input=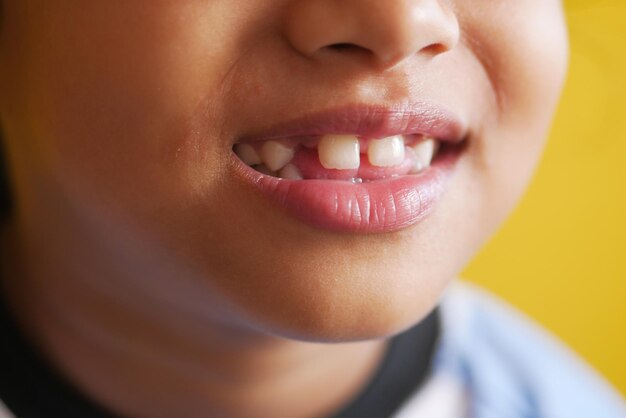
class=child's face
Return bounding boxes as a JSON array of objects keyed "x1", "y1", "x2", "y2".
[{"x1": 0, "y1": 1, "x2": 567, "y2": 341}]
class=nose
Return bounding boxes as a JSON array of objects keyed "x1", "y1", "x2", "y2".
[{"x1": 284, "y1": 0, "x2": 460, "y2": 70}]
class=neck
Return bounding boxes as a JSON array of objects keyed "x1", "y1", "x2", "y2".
[{"x1": 0, "y1": 218, "x2": 387, "y2": 418}]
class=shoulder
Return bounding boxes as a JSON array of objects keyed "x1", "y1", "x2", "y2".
[{"x1": 434, "y1": 281, "x2": 626, "y2": 418}]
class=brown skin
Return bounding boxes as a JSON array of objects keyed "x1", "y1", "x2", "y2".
[{"x1": 0, "y1": 1, "x2": 568, "y2": 417}]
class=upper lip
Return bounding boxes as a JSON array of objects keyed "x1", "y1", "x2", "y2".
[{"x1": 237, "y1": 102, "x2": 467, "y2": 144}]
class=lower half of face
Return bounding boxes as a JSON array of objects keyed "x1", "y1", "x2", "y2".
[{"x1": 0, "y1": 0, "x2": 568, "y2": 342}]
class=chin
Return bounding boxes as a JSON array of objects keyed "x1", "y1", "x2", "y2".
[
  {"x1": 204, "y1": 249, "x2": 452, "y2": 343},
  {"x1": 253, "y1": 286, "x2": 443, "y2": 344}
]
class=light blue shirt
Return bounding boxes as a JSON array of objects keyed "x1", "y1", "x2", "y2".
[{"x1": 404, "y1": 283, "x2": 626, "y2": 418}]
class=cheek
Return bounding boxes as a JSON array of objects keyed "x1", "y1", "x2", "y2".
[
  {"x1": 2, "y1": 1, "x2": 254, "y2": 215},
  {"x1": 475, "y1": 1, "x2": 569, "y2": 130},
  {"x1": 460, "y1": 1, "x2": 569, "y2": 228}
]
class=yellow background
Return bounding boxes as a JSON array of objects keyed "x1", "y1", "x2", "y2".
[{"x1": 464, "y1": 0, "x2": 626, "y2": 396}]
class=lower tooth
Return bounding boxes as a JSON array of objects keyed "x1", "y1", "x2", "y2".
[
  {"x1": 278, "y1": 164, "x2": 303, "y2": 180},
  {"x1": 410, "y1": 162, "x2": 425, "y2": 174}
]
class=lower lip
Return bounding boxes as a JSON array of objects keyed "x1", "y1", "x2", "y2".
[{"x1": 232, "y1": 145, "x2": 462, "y2": 234}]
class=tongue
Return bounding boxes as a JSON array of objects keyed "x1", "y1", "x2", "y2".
[{"x1": 291, "y1": 148, "x2": 414, "y2": 181}]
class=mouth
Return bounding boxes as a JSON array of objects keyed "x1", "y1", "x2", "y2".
[
  {"x1": 234, "y1": 134, "x2": 445, "y2": 182},
  {"x1": 230, "y1": 103, "x2": 468, "y2": 233}
]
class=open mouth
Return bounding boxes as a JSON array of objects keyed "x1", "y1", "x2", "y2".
[
  {"x1": 230, "y1": 104, "x2": 467, "y2": 233},
  {"x1": 233, "y1": 134, "x2": 444, "y2": 183}
]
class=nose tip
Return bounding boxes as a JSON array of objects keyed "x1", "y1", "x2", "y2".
[{"x1": 285, "y1": 0, "x2": 460, "y2": 69}]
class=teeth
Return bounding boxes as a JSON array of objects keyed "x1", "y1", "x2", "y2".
[
  {"x1": 278, "y1": 164, "x2": 303, "y2": 180},
  {"x1": 249, "y1": 135, "x2": 439, "y2": 179},
  {"x1": 367, "y1": 136, "x2": 405, "y2": 167},
  {"x1": 260, "y1": 140, "x2": 295, "y2": 171},
  {"x1": 410, "y1": 138, "x2": 438, "y2": 173},
  {"x1": 318, "y1": 135, "x2": 360, "y2": 170},
  {"x1": 233, "y1": 143, "x2": 262, "y2": 166}
]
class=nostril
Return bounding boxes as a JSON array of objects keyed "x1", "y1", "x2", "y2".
[
  {"x1": 420, "y1": 43, "x2": 449, "y2": 56},
  {"x1": 328, "y1": 43, "x2": 357, "y2": 51},
  {"x1": 326, "y1": 43, "x2": 370, "y2": 54},
  {"x1": 285, "y1": 0, "x2": 459, "y2": 68}
]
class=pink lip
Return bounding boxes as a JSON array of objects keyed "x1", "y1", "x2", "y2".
[
  {"x1": 232, "y1": 104, "x2": 467, "y2": 234},
  {"x1": 239, "y1": 102, "x2": 466, "y2": 143}
]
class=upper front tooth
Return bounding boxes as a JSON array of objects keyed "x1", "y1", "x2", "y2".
[
  {"x1": 234, "y1": 143, "x2": 262, "y2": 166},
  {"x1": 260, "y1": 140, "x2": 295, "y2": 171},
  {"x1": 367, "y1": 136, "x2": 405, "y2": 167},
  {"x1": 318, "y1": 135, "x2": 360, "y2": 170},
  {"x1": 411, "y1": 138, "x2": 438, "y2": 172}
]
